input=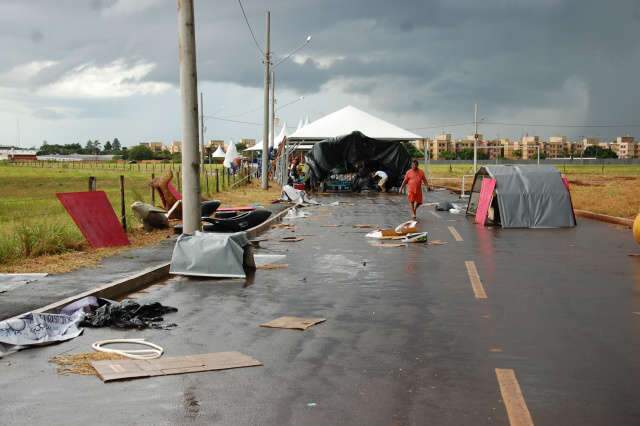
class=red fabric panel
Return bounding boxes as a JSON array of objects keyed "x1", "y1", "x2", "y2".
[
  {"x1": 217, "y1": 206, "x2": 255, "y2": 212},
  {"x1": 561, "y1": 177, "x2": 570, "y2": 191},
  {"x1": 167, "y1": 182, "x2": 182, "y2": 200},
  {"x1": 475, "y1": 178, "x2": 496, "y2": 225},
  {"x1": 56, "y1": 191, "x2": 129, "y2": 248}
]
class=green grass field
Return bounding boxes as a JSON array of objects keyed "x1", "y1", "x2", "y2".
[{"x1": 0, "y1": 162, "x2": 240, "y2": 265}]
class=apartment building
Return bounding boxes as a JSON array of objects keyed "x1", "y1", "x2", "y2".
[
  {"x1": 169, "y1": 141, "x2": 181, "y2": 154},
  {"x1": 239, "y1": 138, "x2": 256, "y2": 148},
  {"x1": 140, "y1": 141, "x2": 165, "y2": 153},
  {"x1": 545, "y1": 136, "x2": 566, "y2": 158},
  {"x1": 611, "y1": 136, "x2": 636, "y2": 159},
  {"x1": 427, "y1": 134, "x2": 453, "y2": 160},
  {"x1": 207, "y1": 140, "x2": 225, "y2": 150},
  {"x1": 521, "y1": 136, "x2": 540, "y2": 160}
]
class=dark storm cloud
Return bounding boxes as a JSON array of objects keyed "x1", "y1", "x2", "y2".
[{"x1": 1, "y1": 0, "x2": 639, "y2": 137}]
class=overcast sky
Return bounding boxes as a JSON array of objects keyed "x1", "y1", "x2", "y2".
[{"x1": 1, "y1": 0, "x2": 639, "y2": 148}]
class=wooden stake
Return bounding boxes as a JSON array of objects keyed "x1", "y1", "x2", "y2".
[
  {"x1": 88, "y1": 176, "x2": 96, "y2": 191},
  {"x1": 120, "y1": 175, "x2": 127, "y2": 233}
]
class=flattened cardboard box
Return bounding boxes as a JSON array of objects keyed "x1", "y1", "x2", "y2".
[
  {"x1": 91, "y1": 351, "x2": 262, "y2": 382},
  {"x1": 260, "y1": 316, "x2": 326, "y2": 331}
]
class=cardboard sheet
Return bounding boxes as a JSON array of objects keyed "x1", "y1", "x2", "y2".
[
  {"x1": 56, "y1": 191, "x2": 129, "y2": 248},
  {"x1": 91, "y1": 351, "x2": 262, "y2": 382},
  {"x1": 260, "y1": 316, "x2": 326, "y2": 330}
]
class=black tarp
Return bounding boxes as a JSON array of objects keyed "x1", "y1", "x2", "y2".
[{"x1": 305, "y1": 131, "x2": 413, "y2": 188}]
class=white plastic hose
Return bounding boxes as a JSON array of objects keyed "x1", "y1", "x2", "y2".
[{"x1": 92, "y1": 338, "x2": 164, "y2": 360}]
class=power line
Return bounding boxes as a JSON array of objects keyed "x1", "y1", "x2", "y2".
[
  {"x1": 203, "y1": 115, "x2": 261, "y2": 125},
  {"x1": 409, "y1": 122, "x2": 474, "y2": 130},
  {"x1": 483, "y1": 121, "x2": 640, "y2": 128},
  {"x1": 237, "y1": 0, "x2": 264, "y2": 56}
]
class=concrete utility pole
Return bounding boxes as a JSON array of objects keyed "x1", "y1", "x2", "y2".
[
  {"x1": 177, "y1": 0, "x2": 201, "y2": 234},
  {"x1": 261, "y1": 11, "x2": 271, "y2": 190},
  {"x1": 270, "y1": 70, "x2": 276, "y2": 151},
  {"x1": 200, "y1": 92, "x2": 205, "y2": 166},
  {"x1": 473, "y1": 103, "x2": 478, "y2": 174}
]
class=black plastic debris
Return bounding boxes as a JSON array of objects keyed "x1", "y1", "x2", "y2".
[{"x1": 81, "y1": 299, "x2": 178, "y2": 329}]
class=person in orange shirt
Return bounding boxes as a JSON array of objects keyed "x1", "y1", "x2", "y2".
[{"x1": 399, "y1": 160, "x2": 428, "y2": 219}]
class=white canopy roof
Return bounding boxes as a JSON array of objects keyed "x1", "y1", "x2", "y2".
[
  {"x1": 211, "y1": 146, "x2": 226, "y2": 158},
  {"x1": 274, "y1": 122, "x2": 286, "y2": 149},
  {"x1": 288, "y1": 105, "x2": 421, "y2": 141},
  {"x1": 223, "y1": 141, "x2": 239, "y2": 168}
]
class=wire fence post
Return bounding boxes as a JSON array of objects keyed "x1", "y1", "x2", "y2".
[
  {"x1": 215, "y1": 169, "x2": 219, "y2": 192},
  {"x1": 151, "y1": 173, "x2": 156, "y2": 205},
  {"x1": 88, "y1": 176, "x2": 96, "y2": 191},
  {"x1": 119, "y1": 175, "x2": 127, "y2": 233}
]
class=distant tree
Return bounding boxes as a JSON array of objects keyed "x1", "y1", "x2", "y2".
[
  {"x1": 112, "y1": 138, "x2": 122, "y2": 152},
  {"x1": 457, "y1": 149, "x2": 474, "y2": 160},
  {"x1": 103, "y1": 141, "x2": 112, "y2": 152},
  {"x1": 235, "y1": 142, "x2": 247, "y2": 152},
  {"x1": 93, "y1": 140, "x2": 101, "y2": 154},
  {"x1": 153, "y1": 150, "x2": 172, "y2": 160},
  {"x1": 512, "y1": 149, "x2": 522, "y2": 159},
  {"x1": 171, "y1": 152, "x2": 182, "y2": 163},
  {"x1": 401, "y1": 142, "x2": 424, "y2": 158},
  {"x1": 127, "y1": 145, "x2": 154, "y2": 161},
  {"x1": 584, "y1": 145, "x2": 617, "y2": 159},
  {"x1": 440, "y1": 151, "x2": 456, "y2": 160}
]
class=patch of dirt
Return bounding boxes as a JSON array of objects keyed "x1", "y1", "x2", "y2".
[{"x1": 50, "y1": 352, "x2": 126, "y2": 376}]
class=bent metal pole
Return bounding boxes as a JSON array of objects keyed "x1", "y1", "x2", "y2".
[{"x1": 177, "y1": 0, "x2": 201, "y2": 234}]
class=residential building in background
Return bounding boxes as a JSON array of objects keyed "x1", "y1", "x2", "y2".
[
  {"x1": 169, "y1": 141, "x2": 181, "y2": 154},
  {"x1": 611, "y1": 136, "x2": 636, "y2": 159},
  {"x1": 207, "y1": 140, "x2": 225, "y2": 150},
  {"x1": 239, "y1": 138, "x2": 256, "y2": 148},
  {"x1": 140, "y1": 141, "x2": 164, "y2": 152}
]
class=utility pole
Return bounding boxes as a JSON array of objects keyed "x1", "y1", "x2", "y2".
[
  {"x1": 200, "y1": 92, "x2": 205, "y2": 166},
  {"x1": 473, "y1": 103, "x2": 478, "y2": 174},
  {"x1": 261, "y1": 11, "x2": 271, "y2": 190},
  {"x1": 177, "y1": 0, "x2": 201, "y2": 234},
  {"x1": 270, "y1": 71, "x2": 276, "y2": 150}
]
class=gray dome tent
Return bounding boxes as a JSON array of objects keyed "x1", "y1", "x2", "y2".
[{"x1": 466, "y1": 165, "x2": 576, "y2": 228}]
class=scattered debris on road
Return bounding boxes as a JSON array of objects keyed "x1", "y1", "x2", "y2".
[
  {"x1": 92, "y1": 338, "x2": 163, "y2": 360},
  {"x1": 260, "y1": 316, "x2": 326, "y2": 330},
  {"x1": 82, "y1": 300, "x2": 177, "y2": 330},
  {"x1": 50, "y1": 352, "x2": 126, "y2": 376},
  {"x1": 370, "y1": 242, "x2": 405, "y2": 248},
  {"x1": 91, "y1": 351, "x2": 262, "y2": 382},
  {"x1": 279, "y1": 236, "x2": 304, "y2": 242}
]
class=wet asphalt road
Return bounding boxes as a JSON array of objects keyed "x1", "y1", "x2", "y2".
[{"x1": 1, "y1": 191, "x2": 639, "y2": 425}]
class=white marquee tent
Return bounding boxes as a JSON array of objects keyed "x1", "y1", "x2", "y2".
[
  {"x1": 211, "y1": 146, "x2": 226, "y2": 158},
  {"x1": 288, "y1": 105, "x2": 421, "y2": 142}
]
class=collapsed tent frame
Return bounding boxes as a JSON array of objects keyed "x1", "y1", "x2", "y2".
[{"x1": 466, "y1": 165, "x2": 577, "y2": 228}]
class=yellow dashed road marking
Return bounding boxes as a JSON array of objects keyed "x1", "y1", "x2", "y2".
[
  {"x1": 495, "y1": 368, "x2": 534, "y2": 426},
  {"x1": 465, "y1": 260, "x2": 487, "y2": 299},
  {"x1": 448, "y1": 226, "x2": 463, "y2": 241}
]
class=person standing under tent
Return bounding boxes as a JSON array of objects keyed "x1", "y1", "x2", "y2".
[{"x1": 399, "y1": 160, "x2": 428, "y2": 219}]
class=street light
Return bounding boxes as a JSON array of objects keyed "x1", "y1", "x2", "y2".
[{"x1": 273, "y1": 35, "x2": 312, "y2": 68}]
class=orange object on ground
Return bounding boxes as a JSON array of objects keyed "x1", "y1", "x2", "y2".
[{"x1": 633, "y1": 213, "x2": 640, "y2": 244}]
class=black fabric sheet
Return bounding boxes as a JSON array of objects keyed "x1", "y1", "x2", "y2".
[{"x1": 305, "y1": 131, "x2": 413, "y2": 188}]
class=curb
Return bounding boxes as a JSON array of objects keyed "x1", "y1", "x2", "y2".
[
  {"x1": 574, "y1": 210, "x2": 634, "y2": 228},
  {"x1": 246, "y1": 204, "x2": 294, "y2": 239},
  {"x1": 433, "y1": 185, "x2": 635, "y2": 229},
  {"x1": 14, "y1": 204, "x2": 295, "y2": 318}
]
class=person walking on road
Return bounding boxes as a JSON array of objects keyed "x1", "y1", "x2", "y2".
[{"x1": 399, "y1": 160, "x2": 428, "y2": 219}]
